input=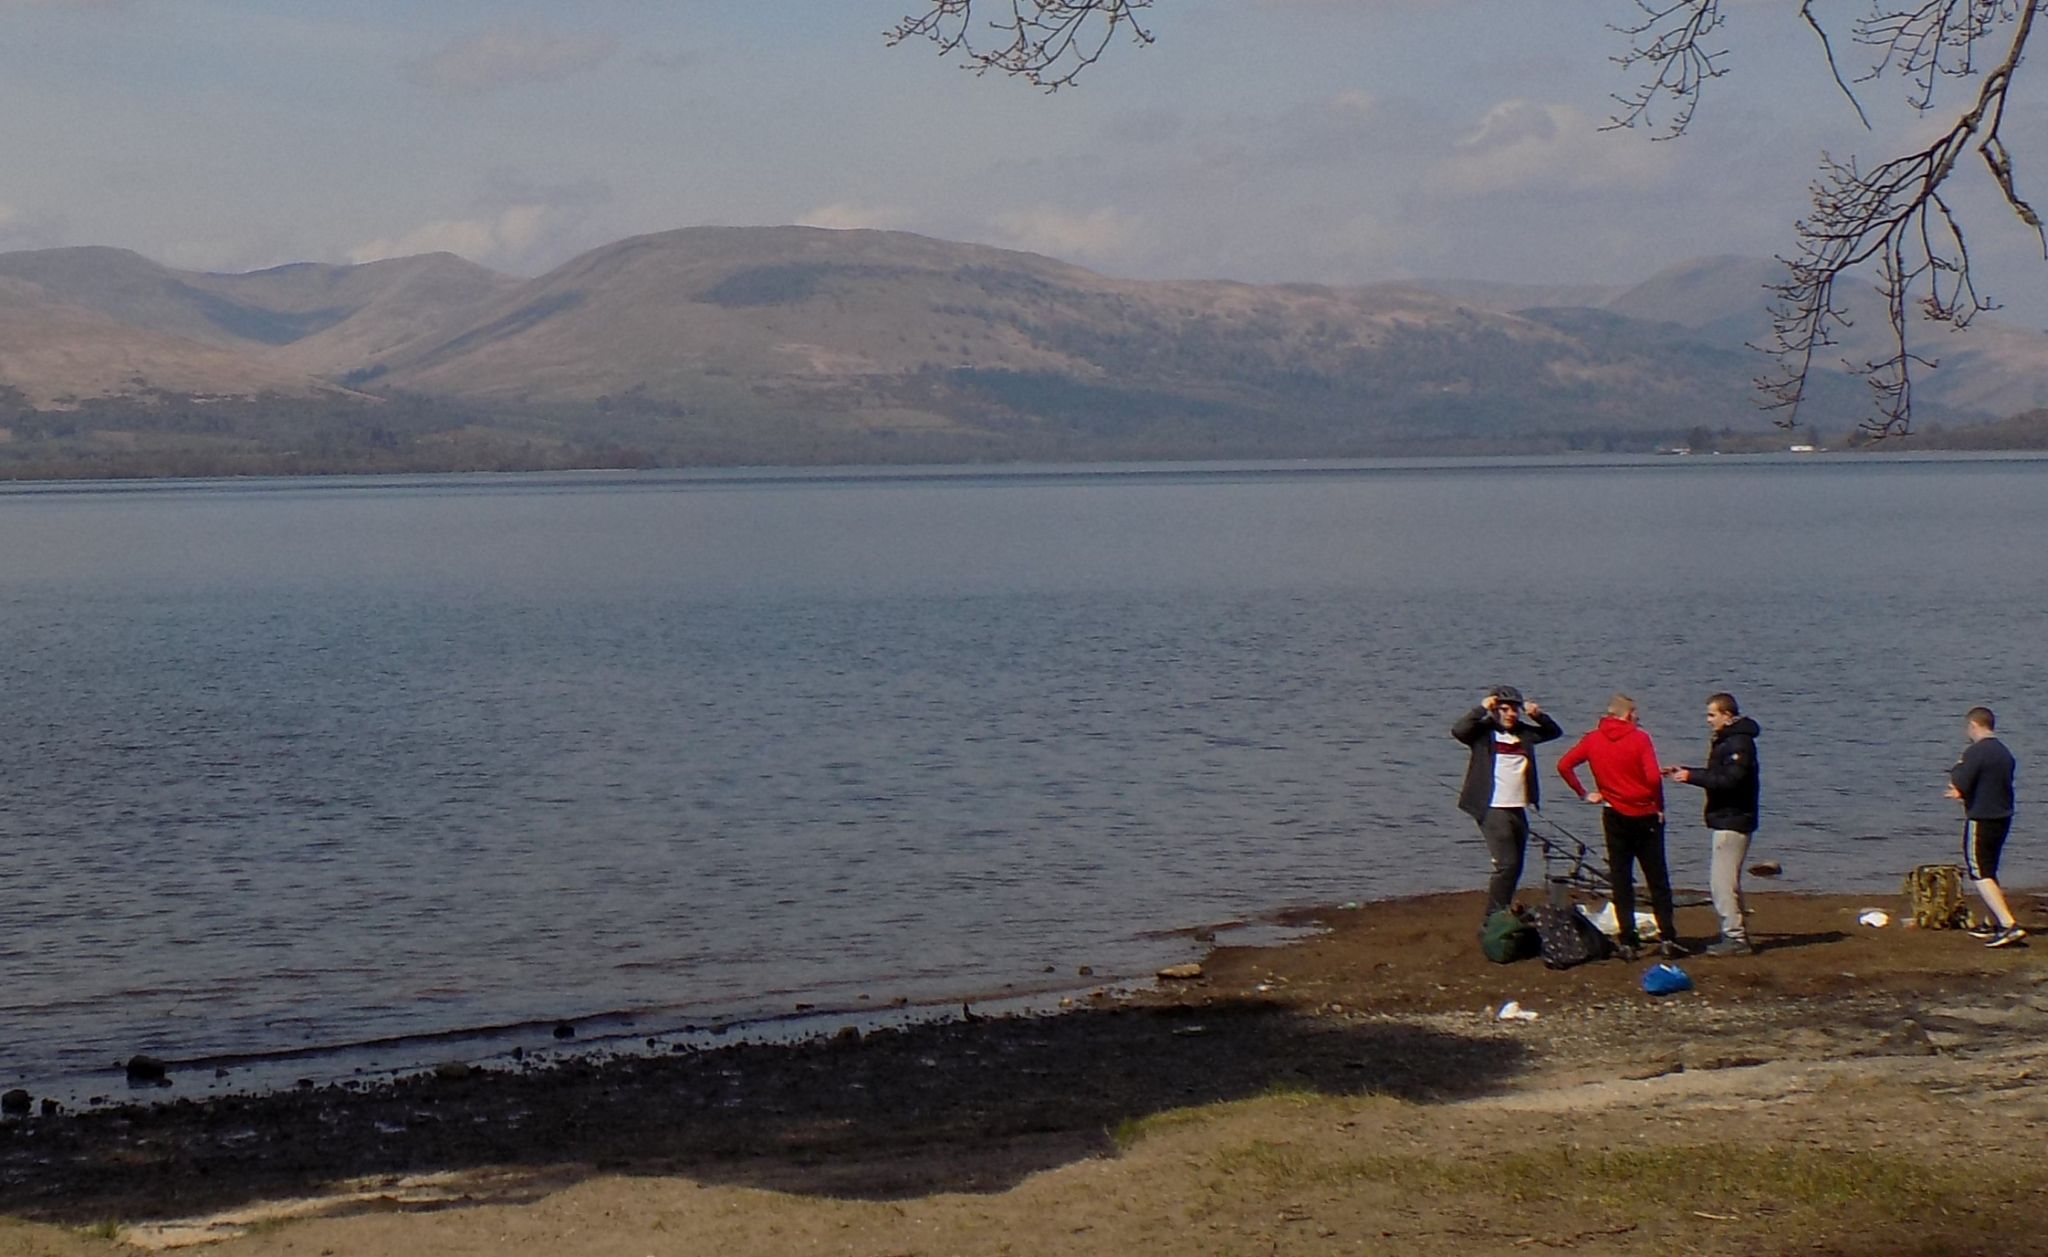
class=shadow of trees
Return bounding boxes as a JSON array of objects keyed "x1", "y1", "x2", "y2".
[{"x1": 1, "y1": 999, "x2": 1529, "y2": 1223}]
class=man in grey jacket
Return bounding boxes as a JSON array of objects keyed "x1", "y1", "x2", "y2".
[{"x1": 1453, "y1": 686, "x2": 1564, "y2": 921}]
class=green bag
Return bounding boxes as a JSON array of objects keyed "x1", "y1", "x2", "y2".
[{"x1": 1481, "y1": 907, "x2": 1539, "y2": 964}]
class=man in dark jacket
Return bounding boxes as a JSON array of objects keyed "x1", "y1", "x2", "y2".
[
  {"x1": 1453, "y1": 686, "x2": 1564, "y2": 921},
  {"x1": 1669, "y1": 692, "x2": 1760, "y2": 957},
  {"x1": 1946, "y1": 706, "x2": 2024, "y2": 948}
]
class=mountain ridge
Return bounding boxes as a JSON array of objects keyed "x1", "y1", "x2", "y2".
[{"x1": 3, "y1": 227, "x2": 2045, "y2": 474}]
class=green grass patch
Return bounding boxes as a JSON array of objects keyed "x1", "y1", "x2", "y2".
[{"x1": 1109, "y1": 1087, "x2": 1395, "y2": 1152}]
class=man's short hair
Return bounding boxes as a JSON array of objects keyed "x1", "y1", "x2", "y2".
[
  {"x1": 1707, "y1": 692, "x2": 1740, "y2": 716},
  {"x1": 1606, "y1": 693, "x2": 1636, "y2": 719},
  {"x1": 1967, "y1": 706, "x2": 1996, "y2": 730}
]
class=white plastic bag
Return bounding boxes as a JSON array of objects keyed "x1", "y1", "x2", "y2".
[{"x1": 1585, "y1": 900, "x2": 1662, "y2": 942}]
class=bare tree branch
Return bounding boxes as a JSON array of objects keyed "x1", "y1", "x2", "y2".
[
  {"x1": 1756, "y1": 0, "x2": 2043, "y2": 436},
  {"x1": 1605, "y1": 0, "x2": 2043, "y2": 435},
  {"x1": 887, "y1": 0, "x2": 1154, "y2": 89},
  {"x1": 1605, "y1": 0, "x2": 1731, "y2": 137}
]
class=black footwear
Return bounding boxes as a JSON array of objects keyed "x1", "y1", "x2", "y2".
[
  {"x1": 1987, "y1": 926, "x2": 2029, "y2": 949},
  {"x1": 1657, "y1": 940, "x2": 1690, "y2": 960},
  {"x1": 1967, "y1": 922, "x2": 2000, "y2": 939},
  {"x1": 1613, "y1": 941, "x2": 1641, "y2": 962},
  {"x1": 1704, "y1": 938, "x2": 1755, "y2": 958}
]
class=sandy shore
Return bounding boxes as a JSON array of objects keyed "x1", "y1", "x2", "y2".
[{"x1": 4, "y1": 888, "x2": 2046, "y2": 1255}]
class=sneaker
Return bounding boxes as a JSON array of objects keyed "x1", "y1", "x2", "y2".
[
  {"x1": 1658, "y1": 940, "x2": 1691, "y2": 960},
  {"x1": 1986, "y1": 926, "x2": 2029, "y2": 949},
  {"x1": 1967, "y1": 922, "x2": 2000, "y2": 939},
  {"x1": 1704, "y1": 938, "x2": 1756, "y2": 958},
  {"x1": 1612, "y1": 942, "x2": 1641, "y2": 962}
]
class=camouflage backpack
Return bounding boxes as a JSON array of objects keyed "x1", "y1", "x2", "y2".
[{"x1": 1904, "y1": 863, "x2": 1970, "y2": 929}]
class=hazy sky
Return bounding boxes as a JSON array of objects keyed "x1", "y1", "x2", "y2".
[{"x1": 4, "y1": 1, "x2": 2045, "y2": 318}]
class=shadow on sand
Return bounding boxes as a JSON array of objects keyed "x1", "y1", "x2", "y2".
[
  {"x1": 1, "y1": 999, "x2": 1530, "y2": 1223},
  {"x1": 1755, "y1": 930, "x2": 1850, "y2": 954}
]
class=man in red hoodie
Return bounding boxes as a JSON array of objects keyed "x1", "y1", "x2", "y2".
[{"x1": 1557, "y1": 694, "x2": 1683, "y2": 959}]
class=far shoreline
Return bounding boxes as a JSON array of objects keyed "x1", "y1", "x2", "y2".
[{"x1": 4, "y1": 446, "x2": 2047, "y2": 496}]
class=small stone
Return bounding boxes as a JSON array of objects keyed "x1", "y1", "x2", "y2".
[
  {"x1": 1077, "y1": 965, "x2": 1095, "y2": 977},
  {"x1": 39, "y1": 1098, "x2": 59, "y2": 1117},
  {"x1": 1, "y1": 1089, "x2": 30, "y2": 1116},
  {"x1": 510, "y1": 1046, "x2": 525, "y2": 1060},
  {"x1": 125, "y1": 1055, "x2": 168, "y2": 1084},
  {"x1": 432, "y1": 1061, "x2": 474, "y2": 1081},
  {"x1": 1749, "y1": 861, "x2": 1783, "y2": 877},
  {"x1": 832, "y1": 1026, "x2": 861, "y2": 1046},
  {"x1": 553, "y1": 1022, "x2": 576, "y2": 1040},
  {"x1": 1157, "y1": 963, "x2": 1204, "y2": 980},
  {"x1": 1878, "y1": 1018, "x2": 1939, "y2": 1056}
]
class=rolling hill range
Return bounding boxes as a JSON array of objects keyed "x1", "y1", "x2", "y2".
[
  {"x1": 2, "y1": 227, "x2": 2045, "y2": 475},
  {"x1": 0, "y1": 275, "x2": 342, "y2": 407}
]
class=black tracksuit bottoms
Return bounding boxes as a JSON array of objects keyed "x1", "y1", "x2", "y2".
[{"x1": 1604, "y1": 809, "x2": 1678, "y2": 946}]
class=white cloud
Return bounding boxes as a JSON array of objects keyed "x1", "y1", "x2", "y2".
[
  {"x1": 986, "y1": 206, "x2": 1142, "y2": 264},
  {"x1": 797, "y1": 202, "x2": 913, "y2": 232},
  {"x1": 343, "y1": 170, "x2": 615, "y2": 272},
  {"x1": 404, "y1": 25, "x2": 618, "y2": 97},
  {"x1": 1425, "y1": 99, "x2": 1674, "y2": 197},
  {"x1": 0, "y1": 200, "x2": 66, "y2": 252},
  {"x1": 348, "y1": 205, "x2": 553, "y2": 267}
]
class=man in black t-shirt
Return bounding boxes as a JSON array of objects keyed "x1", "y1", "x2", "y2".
[{"x1": 1946, "y1": 706, "x2": 2025, "y2": 948}]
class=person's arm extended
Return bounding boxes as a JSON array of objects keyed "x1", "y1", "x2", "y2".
[
  {"x1": 1556, "y1": 737, "x2": 1592, "y2": 800},
  {"x1": 1452, "y1": 707, "x2": 1490, "y2": 745},
  {"x1": 1685, "y1": 737, "x2": 1753, "y2": 790},
  {"x1": 1948, "y1": 747, "x2": 1979, "y2": 803},
  {"x1": 1526, "y1": 709, "x2": 1564, "y2": 744},
  {"x1": 1641, "y1": 736, "x2": 1666, "y2": 814},
  {"x1": 1941, "y1": 753, "x2": 1974, "y2": 794}
]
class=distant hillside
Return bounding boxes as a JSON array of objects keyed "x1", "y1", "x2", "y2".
[
  {"x1": 213, "y1": 254, "x2": 522, "y2": 373},
  {"x1": 4, "y1": 228, "x2": 2047, "y2": 476},
  {"x1": 1882, "y1": 407, "x2": 2048, "y2": 450},
  {"x1": 355, "y1": 226, "x2": 1884, "y2": 445},
  {"x1": 1419, "y1": 254, "x2": 2048, "y2": 422},
  {"x1": 0, "y1": 277, "x2": 340, "y2": 407}
]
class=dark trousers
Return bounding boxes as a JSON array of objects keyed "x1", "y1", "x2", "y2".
[
  {"x1": 1604, "y1": 809, "x2": 1677, "y2": 946},
  {"x1": 1479, "y1": 807, "x2": 1529, "y2": 916}
]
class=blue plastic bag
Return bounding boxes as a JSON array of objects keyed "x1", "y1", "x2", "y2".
[{"x1": 1641, "y1": 963, "x2": 1693, "y2": 996}]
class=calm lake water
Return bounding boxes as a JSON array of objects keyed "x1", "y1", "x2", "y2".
[{"x1": 2, "y1": 455, "x2": 2042, "y2": 1096}]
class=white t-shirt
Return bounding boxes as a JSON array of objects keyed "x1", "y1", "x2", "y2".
[{"x1": 1491, "y1": 731, "x2": 1532, "y2": 808}]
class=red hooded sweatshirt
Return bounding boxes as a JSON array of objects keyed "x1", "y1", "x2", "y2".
[{"x1": 1556, "y1": 717, "x2": 1666, "y2": 818}]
